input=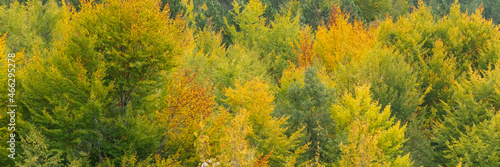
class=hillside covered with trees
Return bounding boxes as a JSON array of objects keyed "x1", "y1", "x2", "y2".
[{"x1": 0, "y1": 0, "x2": 499, "y2": 166}]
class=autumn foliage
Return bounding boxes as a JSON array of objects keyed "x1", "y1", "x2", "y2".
[{"x1": 0, "y1": 0, "x2": 499, "y2": 166}]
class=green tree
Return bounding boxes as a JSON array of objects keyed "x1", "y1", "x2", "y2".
[
  {"x1": 0, "y1": 0, "x2": 64, "y2": 55},
  {"x1": 19, "y1": 42, "x2": 112, "y2": 165},
  {"x1": 274, "y1": 67, "x2": 336, "y2": 164},
  {"x1": 444, "y1": 110, "x2": 500, "y2": 166},
  {"x1": 16, "y1": 126, "x2": 89, "y2": 167},
  {"x1": 332, "y1": 47, "x2": 421, "y2": 121},
  {"x1": 346, "y1": 0, "x2": 409, "y2": 23},
  {"x1": 412, "y1": 0, "x2": 500, "y2": 24},
  {"x1": 225, "y1": 0, "x2": 301, "y2": 82},
  {"x1": 19, "y1": 0, "x2": 191, "y2": 165},
  {"x1": 66, "y1": 0, "x2": 191, "y2": 113},
  {"x1": 432, "y1": 64, "x2": 500, "y2": 165},
  {"x1": 377, "y1": 1, "x2": 500, "y2": 117}
]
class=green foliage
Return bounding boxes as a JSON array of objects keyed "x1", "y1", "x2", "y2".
[
  {"x1": 183, "y1": 32, "x2": 270, "y2": 104},
  {"x1": 377, "y1": 1, "x2": 500, "y2": 120},
  {"x1": 299, "y1": 0, "x2": 333, "y2": 29},
  {"x1": 432, "y1": 64, "x2": 500, "y2": 165},
  {"x1": 67, "y1": 0, "x2": 190, "y2": 113},
  {"x1": 16, "y1": 0, "x2": 191, "y2": 165},
  {"x1": 225, "y1": 0, "x2": 300, "y2": 81},
  {"x1": 346, "y1": 0, "x2": 409, "y2": 22},
  {"x1": 402, "y1": 112, "x2": 437, "y2": 167},
  {"x1": 412, "y1": 0, "x2": 500, "y2": 24},
  {"x1": 444, "y1": 110, "x2": 500, "y2": 166},
  {"x1": 361, "y1": 49, "x2": 421, "y2": 121},
  {"x1": 16, "y1": 126, "x2": 63, "y2": 166},
  {"x1": 274, "y1": 67, "x2": 336, "y2": 164},
  {"x1": 0, "y1": 0, "x2": 64, "y2": 55},
  {"x1": 20, "y1": 45, "x2": 112, "y2": 165},
  {"x1": 333, "y1": 47, "x2": 421, "y2": 121}
]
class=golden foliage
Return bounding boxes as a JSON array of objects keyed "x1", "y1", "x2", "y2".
[
  {"x1": 314, "y1": 5, "x2": 375, "y2": 72},
  {"x1": 156, "y1": 68, "x2": 216, "y2": 151},
  {"x1": 158, "y1": 68, "x2": 215, "y2": 128},
  {"x1": 218, "y1": 108, "x2": 256, "y2": 166},
  {"x1": 294, "y1": 26, "x2": 315, "y2": 68}
]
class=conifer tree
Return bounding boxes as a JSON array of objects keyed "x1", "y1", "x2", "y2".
[{"x1": 275, "y1": 67, "x2": 336, "y2": 164}]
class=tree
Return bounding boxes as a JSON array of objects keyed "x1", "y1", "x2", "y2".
[
  {"x1": 299, "y1": 0, "x2": 333, "y2": 29},
  {"x1": 293, "y1": 26, "x2": 315, "y2": 68},
  {"x1": 218, "y1": 108, "x2": 258, "y2": 166},
  {"x1": 332, "y1": 85, "x2": 411, "y2": 166},
  {"x1": 332, "y1": 47, "x2": 421, "y2": 121},
  {"x1": 414, "y1": 0, "x2": 500, "y2": 24},
  {"x1": 444, "y1": 111, "x2": 500, "y2": 166},
  {"x1": 18, "y1": 0, "x2": 192, "y2": 165},
  {"x1": 432, "y1": 63, "x2": 500, "y2": 165},
  {"x1": 19, "y1": 41, "x2": 112, "y2": 165},
  {"x1": 155, "y1": 69, "x2": 217, "y2": 166},
  {"x1": 314, "y1": 5, "x2": 375, "y2": 72},
  {"x1": 224, "y1": 78, "x2": 306, "y2": 166},
  {"x1": 345, "y1": 0, "x2": 409, "y2": 23},
  {"x1": 377, "y1": 1, "x2": 500, "y2": 111},
  {"x1": 274, "y1": 67, "x2": 336, "y2": 164},
  {"x1": 65, "y1": 0, "x2": 191, "y2": 114},
  {"x1": 16, "y1": 126, "x2": 88, "y2": 167},
  {"x1": 225, "y1": 0, "x2": 301, "y2": 82},
  {"x1": 0, "y1": 0, "x2": 64, "y2": 55}
]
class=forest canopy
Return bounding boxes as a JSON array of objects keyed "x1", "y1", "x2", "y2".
[{"x1": 0, "y1": 0, "x2": 499, "y2": 166}]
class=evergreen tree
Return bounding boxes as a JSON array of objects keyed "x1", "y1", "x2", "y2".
[{"x1": 275, "y1": 67, "x2": 336, "y2": 164}]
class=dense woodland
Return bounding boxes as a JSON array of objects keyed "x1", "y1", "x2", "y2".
[{"x1": 0, "y1": 0, "x2": 499, "y2": 166}]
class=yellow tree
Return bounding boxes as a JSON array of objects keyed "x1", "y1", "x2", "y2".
[
  {"x1": 223, "y1": 78, "x2": 306, "y2": 166},
  {"x1": 314, "y1": 5, "x2": 375, "y2": 72},
  {"x1": 294, "y1": 26, "x2": 315, "y2": 68},
  {"x1": 332, "y1": 85, "x2": 411, "y2": 166},
  {"x1": 156, "y1": 69, "x2": 217, "y2": 165},
  {"x1": 218, "y1": 108, "x2": 257, "y2": 167}
]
